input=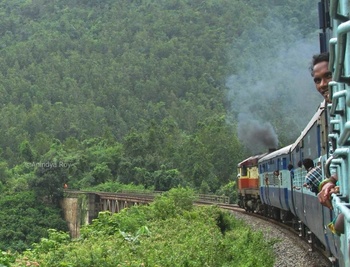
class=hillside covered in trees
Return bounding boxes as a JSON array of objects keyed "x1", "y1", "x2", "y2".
[{"x1": 0, "y1": 0, "x2": 323, "y2": 253}]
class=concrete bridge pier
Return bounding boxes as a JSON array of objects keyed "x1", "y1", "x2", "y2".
[{"x1": 60, "y1": 192, "x2": 100, "y2": 238}]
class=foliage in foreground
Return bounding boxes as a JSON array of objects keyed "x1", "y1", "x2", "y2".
[
  {"x1": 7, "y1": 188, "x2": 276, "y2": 267},
  {"x1": 0, "y1": 191, "x2": 68, "y2": 253}
]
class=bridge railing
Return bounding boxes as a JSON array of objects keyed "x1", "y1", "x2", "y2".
[
  {"x1": 118, "y1": 190, "x2": 229, "y2": 204},
  {"x1": 64, "y1": 189, "x2": 229, "y2": 204}
]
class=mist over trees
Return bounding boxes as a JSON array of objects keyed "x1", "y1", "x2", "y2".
[{"x1": 0, "y1": 0, "x2": 322, "y2": 252}]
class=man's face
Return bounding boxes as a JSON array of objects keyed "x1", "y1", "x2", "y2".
[{"x1": 313, "y1": 61, "x2": 332, "y2": 103}]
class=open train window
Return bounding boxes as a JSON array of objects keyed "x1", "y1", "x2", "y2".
[
  {"x1": 242, "y1": 165, "x2": 247, "y2": 176},
  {"x1": 282, "y1": 158, "x2": 287, "y2": 169}
]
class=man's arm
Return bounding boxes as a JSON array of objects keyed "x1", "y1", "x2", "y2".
[{"x1": 317, "y1": 174, "x2": 338, "y2": 209}]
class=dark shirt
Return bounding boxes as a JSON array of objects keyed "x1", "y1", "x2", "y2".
[
  {"x1": 290, "y1": 169, "x2": 295, "y2": 179},
  {"x1": 305, "y1": 166, "x2": 323, "y2": 194}
]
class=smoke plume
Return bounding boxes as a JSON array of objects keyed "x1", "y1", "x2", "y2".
[
  {"x1": 226, "y1": 17, "x2": 323, "y2": 154},
  {"x1": 237, "y1": 113, "x2": 278, "y2": 153}
]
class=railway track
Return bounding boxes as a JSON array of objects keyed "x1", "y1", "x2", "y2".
[{"x1": 216, "y1": 204, "x2": 333, "y2": 267}]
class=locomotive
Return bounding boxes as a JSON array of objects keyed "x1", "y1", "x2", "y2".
[
  {"x1": 237, "y1": 1, "x2": 350, "y2": 266},
  {"x1": 237, "y1": 152, "x2": 267, "y2": 212}
]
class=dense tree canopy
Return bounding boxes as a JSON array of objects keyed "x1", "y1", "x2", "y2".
[
  {"x1": 0, "y1": 0, "x2": 320, "y2": 164},
  {"x1": 0, "y1": 0, "x2": 323, "y2": 253}
]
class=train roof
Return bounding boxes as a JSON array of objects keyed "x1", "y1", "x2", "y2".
[
  {"x1": 291, "y1": 102, "x2": 325, "y2": 151},
  {"x1": 237, "y1": 152, "x2": 268, "y2": 167},
  {"x1": 258, "y1": 144, "x2": 293, "y2": 163}
]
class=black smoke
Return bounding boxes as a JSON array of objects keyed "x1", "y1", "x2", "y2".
[{"x1": 237, "y1": 113, "x2": 278, "y2": 153}]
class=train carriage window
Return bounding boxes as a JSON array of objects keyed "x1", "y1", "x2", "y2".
[
  {"x1": 282, "y1": 158, "x2": 287, "y2": 169},
  {"x1": 242, "y1": 165, "x2": 247, "y2": 176}
]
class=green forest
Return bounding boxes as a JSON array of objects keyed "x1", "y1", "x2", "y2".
[{"x1": 0, "y1": 0, "x2": 324, "y2": 264}]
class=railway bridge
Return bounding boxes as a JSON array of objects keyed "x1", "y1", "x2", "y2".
[{"x1": 60, "y1": 190, "x2": 229, "y2": 238}]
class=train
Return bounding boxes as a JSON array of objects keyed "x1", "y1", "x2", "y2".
[{"x1": 237, "y1": 1, "x2": 350, "y2": 266}]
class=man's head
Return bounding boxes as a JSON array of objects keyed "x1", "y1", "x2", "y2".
[
  {"x1": 310, "y1": 52, "x2": 332, "y2": 103},
  {"x1": 288, "y1": 164, "x2": 294, "y2": 171},
  {"x1": 303, "y1": 158, "x2": 315, "y2": 171}
]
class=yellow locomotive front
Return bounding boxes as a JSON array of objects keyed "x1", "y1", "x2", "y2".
[{"x1": 237, "y1": 153, "x2": 267, "y2": 212}]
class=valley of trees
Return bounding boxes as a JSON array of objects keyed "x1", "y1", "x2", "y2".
[{"x1": 0, "y1": 0, "x2": 323, "y2": 262}]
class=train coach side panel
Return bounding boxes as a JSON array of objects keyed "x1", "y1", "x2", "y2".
[
  {"x1": 305, "y1": 193, "x2": 344, "y2": 260},
  {"x1": 279, "y1": 187, "x2": 290, "y2": 211},
  {"x1": 261, "y1": 186, "x2": 290, "y2": 211},
  {"x1": 258, "y1": 146, "x2": 292, "y2": 212},
  {"x1": 293, "y1": 189, "x2": 342, "y2": 260},
  {"x1": 260, "y1": 185, "x2": 270, "y2": 206}
]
